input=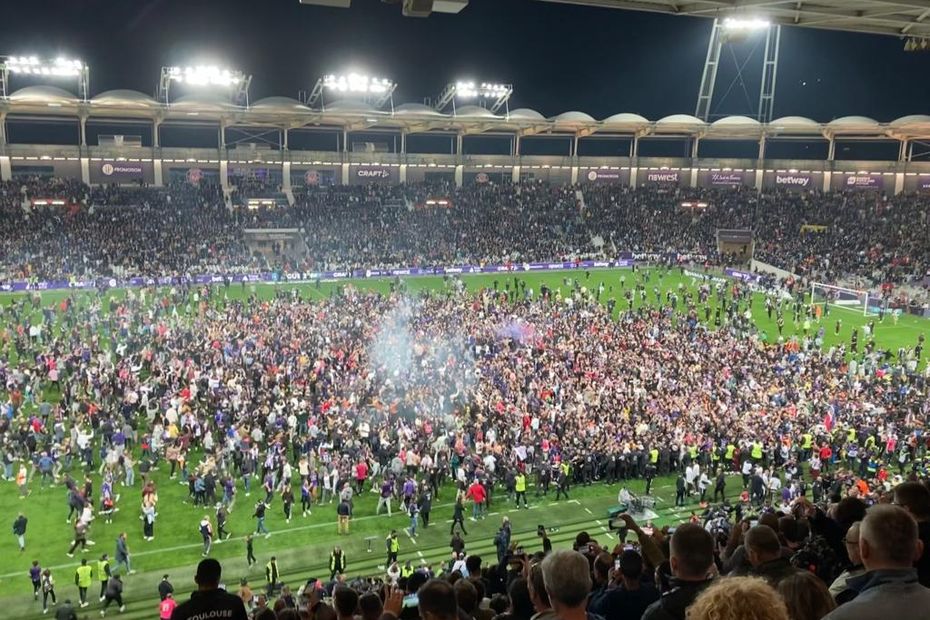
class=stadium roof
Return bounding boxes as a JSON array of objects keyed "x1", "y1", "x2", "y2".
[
  {"x1": 3, "y1": 87, "x2": 930, "y2": 141},
  {"x1": 535, "y1": 1, "x2": 930, "y2": 39}
]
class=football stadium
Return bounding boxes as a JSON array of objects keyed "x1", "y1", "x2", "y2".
[{"x1": 0, "y1": 1, "x2": 929, "y2": 619}]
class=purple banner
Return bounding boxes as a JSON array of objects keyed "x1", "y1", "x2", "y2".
[
  {"x1": 642, "y1": 171, "x2": 680, "y2": 184},
  {"x1": 844, "y1": 174, "x2": 884, "y2": 190},
  {"x1": 582, "y1": 169, "x2": 623, "y2": 183},
  {"x1": 723, "y1": 268, "x2": 763, "y2": 284},
  {"x1": 354, "y1": 166, "x2": 392, "y2": 182},
  {"x1": 709, "y1": 171, "x2": 745, "y2": 186},
  {"x1": 773, "y1": 173, "x2": 813, "y2": 189},
  {"x1": 91, "y1": 161, "x2": 145, "y2": 183},
  {"x1": 916, "y1": 176, "x2": 930, "y2": 191}
]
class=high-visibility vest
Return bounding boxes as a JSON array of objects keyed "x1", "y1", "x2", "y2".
[
  {"x1": 725, "y1": 445, "x2": 735, "y2": 460},
  {"x1": 400, "y1": 565, "x2": 414, "y2": 579},
  {"x1": 76, "y1": 565, "x2": 93, "y2": 588},
  {"x1": 801, "y1": 434, "x2": 812, "y2": 450},
  {"x1": 97, "y1": 560, "x2": 109, "y2": 582},
  {"x1": 515, "y1": 475, "x2": 526, "y2": 493},
  {"x1": 389, "y1": 537, "x2": 400, "y2": 553},
  {"x1": 751, "y1": 443, "x2": 763, "y2": 460},
  {"x1": 649, "y1": 449, "x2": 659, "y2": 464}
]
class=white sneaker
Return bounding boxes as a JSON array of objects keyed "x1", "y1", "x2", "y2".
[{"x1": 119, "y1": 605, "x2": 125, "y2": 612}]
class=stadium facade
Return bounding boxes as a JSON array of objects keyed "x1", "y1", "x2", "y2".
[{"x1": 2, "y1": 85, "x2": 930, "y2": 193}]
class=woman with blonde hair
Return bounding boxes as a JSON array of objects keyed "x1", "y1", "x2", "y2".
[
  {"x1": 777, "y1": 572, "x2": 836, "y2": 620},
  {"x1": 687, "y1": 577, "x2": 789, "y2": 620}
]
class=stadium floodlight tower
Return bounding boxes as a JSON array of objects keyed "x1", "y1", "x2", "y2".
[
  {"x1": 0, "y1": 55, "x2": 90, "y2": 101},
  {"x1": 695, "y1": 16, "x2": 781, "y2": 123},
  {"x1": 301, "y1": 72, "x2": 397, "y2": 111},
  {"x1": 433, "y1": 80, "x2": 512, "y2": 114},
  {"x1": 158, "y1": 65, "x2": 252, "y2": 106}
]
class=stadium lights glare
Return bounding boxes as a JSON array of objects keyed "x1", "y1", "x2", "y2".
[
  {"x1": 454, "y1": 81, "x2": 511, "y2": 99},
  {"x1": 722, "y1": 17, "x2": 770, "y2": 31},
  {"x1": 5, "y1": 56, "x2": 85, "y2": 77},
  {"x1": 322, "y1": 73, "x2": 395, "y2": 94},
  {"x1": 167, "y1": 65, "x2": 244, "y2": 87}
]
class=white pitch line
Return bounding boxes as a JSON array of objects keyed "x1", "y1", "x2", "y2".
[{"x1": 583, "y1": 507, "x2": 593, "y2": 515}]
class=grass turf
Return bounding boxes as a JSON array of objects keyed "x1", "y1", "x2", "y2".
[{"x1": 0, "y1": 267, "x2": 926, "y2": 619}]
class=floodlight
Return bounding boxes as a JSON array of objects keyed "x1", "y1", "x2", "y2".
[
  {"x1": 722, "y1": 17, "x2": 770, "y2": 31},
  {"x1": 303, "y1": 72, "x2": 397, "y2": 109},
  {"x1": 159, "y1": 65, "x2": 252, "y2": 105},
  {"x1": 1, "y1": 55, "x2": 90, "y2": 100},
  {"x1": 433, "y1": 80, "x2": 513, "y2": 113}
]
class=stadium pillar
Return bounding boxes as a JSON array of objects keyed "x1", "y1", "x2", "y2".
[
  {"x1": 630, "y1": 136, "x2": 639, "y2": 158},
  {"x1": 152, "y1": 120, "x2": 160, "y2": 148},
  {"x1": 456, "y1": 133, "x2": 463, "y2": 155},
  {"x1": 454, "y1": 165, "x2": 463, "y2": 187},
  {"x1": 219, "y1": 123, "x2": 226, "y2": 149},
  {"x1": 515, "y1": 135, "x2": 521, "y2": 156},
  {"x1": 895, "y1": 173, "x2": 904, "y2": 195},
  {"x1": 908, "y1": 141, "x2": 914, "y2": 162},
  {"x1": 0, "y1": 112, "x2": 6, "y2": 147},
  {"x1": 827, "y1": 138, "x2": 836, "y2": 161},
  {"x1": 512, "y1": 166, "x2": 520, "y2": 183},
  {"x1": 0, "y1": 156, "x2": 10, "y2": 182},
  {"x1": 79, "y1": 116, "x2": 87, "y2": 147},
  {"x1": 283, "y1": 128, "x2": 289, "y2": 151},
  {"x1": 822, "y1": 171, "x2": 832, "y2": 193},
  {"x1": 80, "y1": 157, "x2": 90, "y2": 185},
  {"x1": 400, "y1": 132, "x2": 406, "y2": 154},
  {"x1": 342, "y1": 164, "x2": 350, "y2": 185},
  {"x1": 283, "y1": 161, "x2": 292, "y2": 192},
  {"x1": 220, "y1": 160, "x2": 229, "y2": 190},
  {"x1": 570, "y1": 166, "x2": 578, "y2": 184},
  {"x1": 399, "y1": 164, "x2": 407, "y2": 183},
  {"x1": 691, "y1": 137, "x2": 700, "y2": 159},
  {"x1": 153, "y1": 159, "x2": 163, "y2": 187},
  {"x1": 898, "y1": 139, "x2": 907, "y2": 162},
  {"x1": 629, "y1": 167, "x2": 638, "y2": 188},
  {"x1": 572, "y1": 136, "x2": 579, "y2": 157}
]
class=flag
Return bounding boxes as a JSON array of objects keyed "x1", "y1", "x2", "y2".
[{"x1": 823, "y1": 406, "x2": 835, "y2": 432}]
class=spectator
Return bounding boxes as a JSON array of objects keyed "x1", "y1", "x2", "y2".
[
  {"x1": 777, "y1": 571, "x2": 836, "y2": 620},
  {"x1": 527, "y1": 563, "x2": 556, "y2": 620},
  {"x1": 540, "y1": 550, "x2": 593, "y2": 620},
  {"x1": 642, "y1": 524, "x2": 716, "y2": 620},
  {"x1": 334, "y1": 586, "x2": 359, "y2": 620},
  {"x1": 688, "y1": 577, "x2": 790, "y2": 620},
  {"x1": 828, "y1": 522, "x2": 865, "y2": 602},
  {"x1": 745, "y1": 526, "x2": 801, "y2": 587},
  {"x1": 590, "y1": 549, "x2": 660, "y2": 620},
  {"x1": 892, "y1": 481, "x2": 930, "y2": 587},
  {"x1": 822, "y1": 505, "x2": 930, "y2": 620},
  {"x1": 170, "y1": 559, "x2": 248, "y2": 620}
]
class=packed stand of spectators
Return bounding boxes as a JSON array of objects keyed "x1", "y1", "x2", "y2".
[{"x1": 1, "y1": 177, "x2": 930, "y2": 293}]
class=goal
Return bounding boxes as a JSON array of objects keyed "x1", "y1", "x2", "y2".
[{"x1": 809, "y1": 282, "x2": 880, "y2": 317}]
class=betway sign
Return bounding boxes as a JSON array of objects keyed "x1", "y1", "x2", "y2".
[{"x1": 774, "y1": 174, "x2": 812, "y2": 188}]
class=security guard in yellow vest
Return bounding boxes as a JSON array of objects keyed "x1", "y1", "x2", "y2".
[
  {"x1": 97, "y1": 554, "x2": 111, "y2": 602},
  {"x1": 400, "y1": 560, "x2": 414, "y2": 580},
  {"x1": 649, "y1": 448, "x2": 659, "y2": 465},
  {"x1": 265, "y1": 556, "x2": 279, "y2": 598},
  {"x1": 329, "y1": 546, "x2": 346, "y2": 581},
  {"x1": 515, "y1": 472, "x2": 528, "y2": 509},
  {"x1": 386, "y1": 530, "x2": 400, "y2": 566},
  {"x1": 75, "y1": 559, "x2": 93, "y2": 607},
  {"x1": 751, "y1": 441, "x2": 763, "y2": 463}
]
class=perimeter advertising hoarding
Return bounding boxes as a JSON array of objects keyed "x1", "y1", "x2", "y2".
[
  {"x1": 706, "y1": 171, "x2": 746, "y2": 187},
  {"x1": 916, "y1": 176, "x2": 930, "y2": 191},
  {"x1": 90, "y1": 161, "x2": 146, "y2": 184},
  {"x1": 842, "y1": 174, "x2": 885, "y2": 190},
  {"x1": 641, "y1": 171, "x2": 681, "y2": 185},
  {"x1": 580, "y1": 169, "x2": 628, "y2": 184},
  {"x1": 352, "y1": 166, "x2": 392, "y2": 183},
  {"x1": 772, "y1": 173, "x2": 814, "y2": 190}
]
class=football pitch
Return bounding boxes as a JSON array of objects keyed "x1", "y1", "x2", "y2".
[{"x1": 0, "y1": 266, "x2": 926, "y2": 619}]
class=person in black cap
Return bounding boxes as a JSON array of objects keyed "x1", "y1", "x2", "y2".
[
  {"x1": 170, "y1": 559, "x2": 247, "y2": 620},
  {"x1": 158, "y1": 574, "x2": 174, "y2": 601}
]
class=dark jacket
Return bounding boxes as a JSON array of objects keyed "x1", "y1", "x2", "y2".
[
  {"x1": 590, "y1": 583, "x2": 660, "y2": 620},
  {"x1": 12, "y1": 516, "x2": 27, "y2": 535},
  {"x1": 641, "y1": 578, "x2": 714, "y2": 620},
  {"x1": 170, "y1": 588, "x2": 248, "y2": 620},
  {"x1": 916, "y1": 521, "x2": 930, "y2": 588},
  {"x1": 159, "y1": 579, "x2": 174, "y2": 601},
  {"x1": 54, "y1": 602, "x2": 77, "y2": 620},
  {"x1": 750, "y1": 557, "x2": 801, "y2": 587}
]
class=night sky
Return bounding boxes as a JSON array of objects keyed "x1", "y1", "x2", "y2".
[{"x1": 1, "y1": 0, "x2": 928, "y2": 122}]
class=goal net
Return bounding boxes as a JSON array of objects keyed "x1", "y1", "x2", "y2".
[{"x1": 809, "y1": 282, "x2": 882, "y2": 317}]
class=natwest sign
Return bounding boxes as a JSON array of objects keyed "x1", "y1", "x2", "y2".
[{"x1": 643, "y1": 171, "x2": 680, "y2": 183}]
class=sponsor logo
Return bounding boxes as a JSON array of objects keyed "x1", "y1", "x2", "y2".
[
  {"x1": 332, "y1": 271, "x2": 349, "y2": 278},
  {"x1": 187, "y1": 168, "x2": 203, "y2": 184},
  {"x1": 357, "y1": 168, "x2": 391, "y2": 179},
  {"x1": 305, "y1": 170, "x2": 320, "y2": 185},
  {"x1": 475, "y1": 172, "x2": 489, "y2": 183},
  {"x1": 845, "y1": 175, "x2": 881, "y2": 187},
  {"x1": 645, "y1": 172, "x2": 679, "y2": 183},
  {"x1": 710, "y1": 172, "x2": 743, "y2": 185},
  {"x1": 445, "y1": 267, "x2": 463, "y2": 274},
  {"x1": 775, "y1": 174, "x2": 811, "y2": 187}
]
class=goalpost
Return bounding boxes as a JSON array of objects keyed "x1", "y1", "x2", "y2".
[{"x1": 809, "y1": 282, "x2": 882, "y2": 317}]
